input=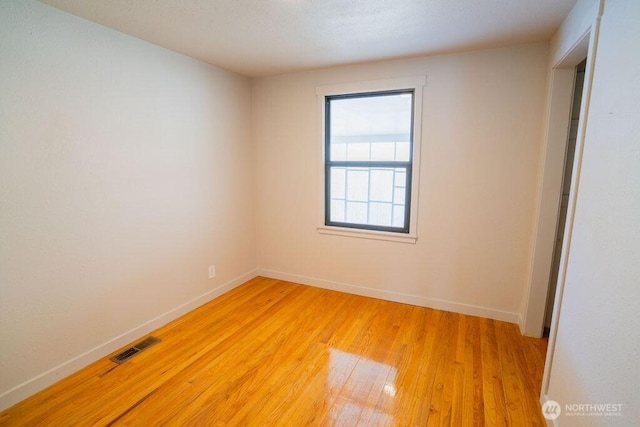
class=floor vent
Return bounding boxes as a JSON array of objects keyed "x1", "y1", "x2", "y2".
[{"x1": 110, "y1": 336, "x2": 161, "y2": 364}]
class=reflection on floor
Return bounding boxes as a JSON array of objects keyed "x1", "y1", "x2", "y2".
[{"x1": 329, "y1": 349, "x2": 397, "y2": 425}]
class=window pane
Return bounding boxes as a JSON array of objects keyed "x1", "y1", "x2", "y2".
[
  {"x1": 393, "y1": 168, "x2": 407, "y2": 206},
  {"x1": 331, "y1": 143, "x2": 346, "y2": 161},
  {"x1": 370, "y1": 142, "x2": 395, "y2": 161},
  {"x1": 329, "y1": 93, "x2": 412, "y2": 161},
  {"x1": 330, "y1": 167, "x2": 346, "y2": 199},
  {"x1": 369, "y1": 202, "x2": 392, "y2": 226},
  {"x1": 392, "y1": 205, "x2": 405, "y2": 227},
  {"x1": 328, "y1": 166, "x2": 408, "y2": 229},
  {"x1": 346, "y1": 201, "x2": 368, "y2": 224},
  {"x1": 369, "y1": 168, "x2": 394, "y2": 202},
  {"x1": 330, "y1": 199, "x2": 345, "y2": 222},
  {"x1": 395, "y1": 142, "x2": 411, "y2": 162},
  {"x1": 393, "y1": 189, "x2": 405, "y2": 205},
  {"x1": 346, "y1": 143, "x2": 370, "y2": 161},
  {"x1": 346, "y1": 168, "x2": 369, "y2": 202}
]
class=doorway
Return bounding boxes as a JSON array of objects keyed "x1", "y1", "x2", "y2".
[{"x1": 543, "y1": 59, "x2": 587, "y2": 336}]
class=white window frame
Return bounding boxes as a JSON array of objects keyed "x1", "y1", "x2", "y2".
[{"x1": 316, "y1": 76, "x2": 426, "y2": 244}]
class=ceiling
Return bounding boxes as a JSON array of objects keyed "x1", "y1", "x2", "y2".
[{"x1": 38, "y1": 0, "x2": 576, "y2": 77}]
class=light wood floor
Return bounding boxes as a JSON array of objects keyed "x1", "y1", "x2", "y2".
[{"x1": 0, "y1": 277, "x2": 548, "y2": 426}]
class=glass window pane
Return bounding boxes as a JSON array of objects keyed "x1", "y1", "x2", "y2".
[
  {"x1": 394, "y1": 170, "x2": 407, "y2": 211},
  {"x1": 329, "y1": 166, "x2": 408, "y2": 229},
  {"x1": 329, "y1": 93, "x2": 412, "y2": 162},
  {"x1": 369, "y1": 168, "x2": 394, "y2": 202},
  {"x1": 346, "y1": 143, "x2": 370, "y2": 161},
  {"x1": 346, "y1": 201, "x2": 368, "y2": 224},
  {"x1": 331, "y1": 143, "x2": 346, "y2": 161},
  {"x1": 330, "y1": 199, "x2": 345, "y2": 222},
  {"x1": 346, "y1": 169, "x2": 369, "y2": 202},
  {"x1": 395, "y1": 142, "x2": 411, "y2": 162},
  {"x1": 370, "y1": 142, "x2": 395, "y2": 161},
  {"x1": 392, "y1": 205, "x2": 405, "y2": 227},
  {"x1": 394, "y1": 189, "x2": 405, "y2": 205},
  {"x1": 369, "y1": 202, "x2": 392, "y2": 226},
  {"x1": 330, "y1": 167, "x2": 346, "y2": 199}
]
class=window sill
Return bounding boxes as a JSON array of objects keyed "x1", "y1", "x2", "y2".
[{"x1": 317, "y1": 226, "x2": 417, "y2": 244}]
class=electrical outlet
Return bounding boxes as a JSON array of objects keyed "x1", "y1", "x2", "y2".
[{"x1": 208, "y1": 265, "x2": 216, "y2": 279}]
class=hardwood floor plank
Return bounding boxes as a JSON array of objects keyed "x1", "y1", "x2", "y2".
[
  {"x1": 496, "y1": 321, "x2": 529, "y2": 426},
  {"x1": 481, "y1": 318, "x2": 509, "y2": 426},
  {"x1": 427, "y1": 311, "x2": 459, "y2": 426},
  {"x1": 449, "y1": 313, "x2": 467, "y2": 426},
  {"x1": 467, "y1": 315, "x2": 486, "y2": 426},
  {"x1": 407, "y1": 311, "x2": 447, "y2": 426},
  {"x1": 0, "y1": 277, "x2": 548, "y2": 426},
  {"x1": 499, "y1": 322, "x2": 547, "y2": 426}
]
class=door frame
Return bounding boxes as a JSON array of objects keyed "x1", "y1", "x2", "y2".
[
  {"x1": 519, "y1": 0, "x2": 604, "y2": 399},
  {"x1": 540, "y1": 30, "x2": 596, "y2": 398}
]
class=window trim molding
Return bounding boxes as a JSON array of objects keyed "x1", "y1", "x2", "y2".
[{"x1": 316, "y1": 76, "x2": 426, "y2": 244}]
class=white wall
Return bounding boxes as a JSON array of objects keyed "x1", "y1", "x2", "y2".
[
  {"x1": 0, "y1": 1, "x2": 256, "y2": 409},
  {"x1": 543, "y1": 0, "x2": 640, "y2": 424},
  {"x1": 253, "y1": 44, "x2": 549, "y2": 322}
]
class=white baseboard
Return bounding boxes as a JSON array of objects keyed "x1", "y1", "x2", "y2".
[
  {"x1": 257, "y1": 269, "x2": 520, "y2": 324},
  {"x1": 518, "y1": 313, "x2": 525, "y2": 335},
  {"x1": 0, "y1": 268, "x2": 258, "y2": 412}
]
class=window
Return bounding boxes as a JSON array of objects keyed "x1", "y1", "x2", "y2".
[
  {"x1": 325, "y1": 91, "x2": 413, "y2": 232},
  {"x1": 317, "y1": 77, "x2": 425, "y2": 243}
]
